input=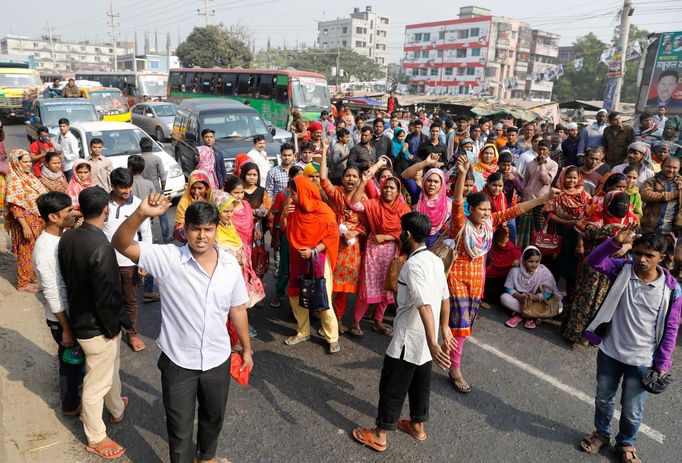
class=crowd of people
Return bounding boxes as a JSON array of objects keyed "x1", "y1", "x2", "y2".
[{"x1": 0, "y1": 100, "x2": 680, "y2": 463}]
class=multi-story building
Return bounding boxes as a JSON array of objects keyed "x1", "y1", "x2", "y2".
[
  {"x1": 402, "y1": 6, "x2": 560, "y2": 101},
  {"x1": 0, "y1": 34, "x2": 133, "y2": 72},
  {"x1": 317, "y1": 6, "x2": 390, "y2": 66},
  {"x1": 558, "y1": 46, "x2": 577, "y2": 64}
]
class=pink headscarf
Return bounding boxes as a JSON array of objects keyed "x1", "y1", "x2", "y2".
[
  {"x1": 505, "y1": 246, "x2": 562, "y2": 305},
  {"x1": 416, "y1": 168, "x2": 452, "y2": 235}
]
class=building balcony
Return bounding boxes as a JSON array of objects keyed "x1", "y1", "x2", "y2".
[{"x1": 531, "y1": 43, "x2": 558, "y2": 58}]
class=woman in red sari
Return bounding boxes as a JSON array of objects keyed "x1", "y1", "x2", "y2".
[{"x1": 319, "y1": 145, "x2": 367, "y2": 327}]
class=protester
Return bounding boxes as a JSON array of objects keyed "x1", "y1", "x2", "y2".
[
  {"x1": 640, "y1": 156, "x2": 682, "y2": 234},
  {"x1": 4, "y1": 149, "x2": 48, "y2": 292},
  {"x1": 612, "y1": 142, "x2": 655, "y2": 187},
  {"x1": 39, "y1": 151, "x2": 69, "y2": 193},
  {"x1": 283, "y1": 175, "x2": 341, "y2": 353},
  {"x1": 580, "y1": 146, "x2": 610, "y2": 195},
  {"x1": 57, "y1": 118, "x2": 79, "y2": 181},
  {"x1": 561, "y1": 122, "x2": 580, "y2": 167},
  {"x1": 196, "y1": 141, "x2": 221, "y2": 190},
  {"x1": 623, "y1": 166, "x2": 643, "y2": 219},
  {"x1": 174, "y1": 170, "x2": 213, "y2": 242},
  {"x1": 28, "y1": 126, "x2": 55, "y2": 177},
  {"x1": 295, "y1": 141, "x2": 316, "y2": 168},
  {"x1": 66, "y1": 159, "x2": 94, "y2": 218},
  {"x1": 58, "y1": 186, "x2": 129, "y2": 460},
  {"x1": 579, "y1": 226, "x2": 680, "y2": 463},
  {"x1": 603, "y1": 112, "x2": 635, "y2": 167},
  {"x1": 112, "y1": 197, "x2": 252, "y2": 463},
  {"x1": 239, "y1": 162, "x2": 271, "y2": 234},
  {"x1": 352, "y1": 212, "x2": 454, "y2": 453},
  {"x1": 389, "y1": 127, "x2": 411, "y2": 176},
  {"x1": 516, "y1": 134, "x2": 543, "y2": 179},
  {"x1": 348, "y1": 126, "x2": 376, "y2": 172},
  {"x1": 199, "y1": 129, "x2": 227, "y2": 189},
  {"x1": 63, "y1": 78, "x2": 80, "y2": 98},
  {"x1": 578, "y1": 109, "x2": 609, "y2": 158},
  {"x1": 406, "y1": 120, "x2": 428, "y2": 156},
  {"x1": 472, "y1": 144, "x2": 499, "y2": 190},
  {"x1": 34, "y1": 191, "x2": 84, "y2": 417},
  {"x1": 329, "y1": 128, "x2": 352, "y2": 184},
  {"x1": 482, "y1": 225, "x2": 521, "y2": 308}
]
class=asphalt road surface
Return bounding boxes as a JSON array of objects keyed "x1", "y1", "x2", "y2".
[{"x1": 3, "y1": 122, "x2": 682, "y2": 463}]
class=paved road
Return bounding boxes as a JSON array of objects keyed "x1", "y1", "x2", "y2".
[{"x1": 3, "y1": 123, "x2": 681, "y2": 462}]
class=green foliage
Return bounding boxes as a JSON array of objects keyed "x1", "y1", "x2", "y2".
[
  {"x1": 176, "y1": 25, "x2": 252, "y2": 69},
  {"x1": 253, "y1": 48, "x2": 384, "y2": 82},
  {"x1": 618, "y1": 25, "x2": 650, "y2": 103}
]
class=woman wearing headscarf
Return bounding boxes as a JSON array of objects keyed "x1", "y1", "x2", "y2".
[
  {"x1": 239, "y1": 162, "x2": 271, "y2": 235},
  {"x1": 390, "y1": 127, "x2": 411, "y2": 175},
  {"x1": 39, "y1": 151, "x2": 69, "y2": 193},
  {"x1": 472, "y1": 143, "x2": 499, "y2": 190},
  {"x1": 562, "y1": 190, "x2": 639, "y2": 345},
  {"x1": 66, "y1": 159, "x2": 94, "y2": 214},
  {"x1": 447, "y1": 156, "x2": 557, "y2": 393},
  {"x1": 173, "y1": 170, "x2": 213, "y2": 242},
  {"x1": 284, "y1": 175, "x2": 341, "y2": 353},
  {"x1": 195, "y1": 145, "x2": 220, "y2": 189},
  {"x1": 502, "y1": 246, "x2": 562, "y2": 329},
  {"x1": 4, "y1": 149, "x2": 47, "y2": 292},
  {"x1": 349, "y1": 164, "x2": 412, "y2": 337},
  {"x1": 545, "y1": 166, "x2": 592, "y2": 294}
]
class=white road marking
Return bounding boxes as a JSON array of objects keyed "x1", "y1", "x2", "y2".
[{"x1": 468, "y1": 336, "x2": 666, "y2": 444}]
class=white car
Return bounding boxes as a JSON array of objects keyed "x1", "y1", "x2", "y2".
[{"x1": 68, "y1": 121, "x2": 186, "y2": 198}]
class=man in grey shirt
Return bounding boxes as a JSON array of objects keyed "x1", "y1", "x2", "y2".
[
  {"x1": 138, "y1": 138, "x2": 171, "y2": 241},
  {"x1": 328, "y1": 128, "x2": 352, "y2": 185}
]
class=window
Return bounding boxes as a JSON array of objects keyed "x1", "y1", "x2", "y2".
[
  {"x1": 466, "y1": 67, "x2": 475, "y2": 76},
  {"x1": 235, "y1": 73, "x2": 252, "y2": 96},
  {"x1": 257, "y1": 74, "x2": 275, "y2": 99},
  {"x1": 414, "y1": 33, "x2": 422, "y2": 42},
  {"x1": 380, "y1": 17, "x2": 389, "y2": 25},
  {"x1": 413, "y1": 51, "x2": 419, "y2": 59},
  {"x1": 438, "y1": 31, "x2": 445, "y2": 40},
  {"x1": 470, "y1": 28, "x2": 479, "y2": 37},
  {"x1": 221, "y1": 73, "x2": 237, "y2": 96},
  {"x1": 457, "y1": 67, "x2": 465, "y2": 76},
  {"x1": 421, "y1": 50, "x2": 429, "y2": 58},
  {"x1": 445, "y1": 67, "x2": 453, "y2": 76},
  {"x1": 423, "y1": 33, "x2": 431, "y2": 41},
  {"x1": 356, "y1": 27, "x2": 363, "y2": 34},
  {"x1": 458, "y1": 30, "x2": 469, "y2": 40},
  {"x1": 509, "y1": 51, "x2": 514, "y2": 58},
  {"x1": 437, "y1": 50, "x2": 443, "y2": 58},
  {"x1": 471, "y1": 48, "x2": 481, "y2": 57},
  {"x1": 430, "y1": 68, "x2": 438, "y2": 76},
  {"x1": 419, "y1": 68, "x2": 427, "y2": 76},
  {"x1": 322, "y1": 29, "x2": 328, "y2": 35},
  {"x1": 322, "y1": 42, "x2": 327, "y2": 48},
  {"x1": 411, "y1": 68, "x2": 419, "y2": 76},
  {"x1": 33, "y1": 42, "x2": 38, "y2": 48},
  {"x1": 342, "y1": 26, "x2": 348, "y2": 34},
  {"x1": 370, "y1": 34, "x2": 372, "y2": 44},
  {"x1": 342, "y1": 40, "x2": 347, "y2": 47},
  {"x1": 356, "y1": 41, "x2": 363, "y2": 47},
  {"x1": 456, "y1": 49, "x2": 467, "y2": 58},
  {"x1": 150, "y1": 60, "x2": 159, "y2": 69}
]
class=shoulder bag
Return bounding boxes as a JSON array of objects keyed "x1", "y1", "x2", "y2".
[
  {"x1": 531, "y1": 214, "x2": 562, "y2": 259},
  {"x1": 251, "y1": 239, "x2": 269, "y2": 278},
  {"x1": 299, "y1": 250, "x2": 330, "y2": 311}
]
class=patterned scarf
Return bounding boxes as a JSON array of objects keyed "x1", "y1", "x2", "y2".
[{"x1": 5, "y1": 149, "x2": 48, "y2": 215}]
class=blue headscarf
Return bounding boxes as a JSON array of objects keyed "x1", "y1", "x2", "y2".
[{"x1": 391, "y1": 128, "x2": 409, "y2": 161}]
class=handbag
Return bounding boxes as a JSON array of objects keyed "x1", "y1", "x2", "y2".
[
  {"x1": 299, "y1": 250, "x2": 330, "y2": 311},
  {"x1": 429, "y1": 226, "x2": 464, "y2": 274},
  {"x1": 531, "y1": 214, "x2": 562, "y2": 259},
  {"x1": 384, "y1": 243, "x2": 406, "y2": 293},
  {"x1": 251, "y1": 239, "x2": 269, "y2": 278},
  {"x1": 520, "y1": 286, "x2": 562, "y2": 319}
]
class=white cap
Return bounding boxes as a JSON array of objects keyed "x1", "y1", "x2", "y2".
[
  {"x1": 565, "y1": 122, "x2": 578, "y2": 130},
  {"x1": 597, "y1": 109, "x2": 608, "y2": 115}
]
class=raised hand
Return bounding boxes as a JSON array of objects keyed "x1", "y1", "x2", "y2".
[
  {"x1": 139, "y1": 193, "x2": 172, "y2": 218},
  {"x1": 613, "y1": 222, "x2": 639, "y2": 246}
]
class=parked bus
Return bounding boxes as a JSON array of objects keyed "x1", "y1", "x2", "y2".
[
  {"x1": 167, "y1": 68, "x2": 331, "y2": 129},
  {"x1": 0, "y1": 56, "x2": 41, "y2": 119},
  {"x1": 74, "y1": 71, "x2": 168, "y2": 103}
]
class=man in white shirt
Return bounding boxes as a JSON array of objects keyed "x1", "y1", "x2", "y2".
[
  {"x1": 111, "y1": 196, "x2": 252, "y2": 463},
  {"x1": 516, "y1": 134, "x2": 543, "y2": 179},
  {"x1": 34, "y1": 191, "x2": 84, "y2": 417},
  {"x1": 353, "y1": 212, "x2": 455, "y2": 452},
  {"x1": 57, "y1": 118, "x2": 80, "y2": 181},
  {"x1": 247, "y1": 134, "x2": 270, "y2": 187},
  {"x1": 103, "y1": 168, "x2": 152, "y2": 353}
]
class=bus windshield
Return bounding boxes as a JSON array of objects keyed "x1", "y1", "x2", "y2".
[
  {"x1": 138, "y1": 75, "x2": 168, "y2": 97},
  {"x1": 200, "y1": 112, "x2": 269, "y2": 140},
  {"x1": 89, "y1": 91, "x2": 129, "y2": 111},
  {"x1": 42, "y1": 105, "x2": 99, "y2": 125},
  {"x1": 291, "y1": 77, "x2": 330, "y2": 111},
  {"x1": 0, "y1": 73, "x2": 41, "y2": 88}
]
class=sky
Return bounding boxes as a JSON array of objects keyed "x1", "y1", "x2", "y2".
[{"x1": 2, "y1": 0, "x2": 681, "y2": 62}]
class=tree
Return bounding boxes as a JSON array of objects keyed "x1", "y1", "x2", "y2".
[
  {"x1": 253, "y1": 47, "x2": 384, "y2": 82},
  {"x1": 176, "y1": 25, "x2": 252, "y2": 68},
  {"x1": 554, "y1": 33, "x2": 608, "y2": 102}
]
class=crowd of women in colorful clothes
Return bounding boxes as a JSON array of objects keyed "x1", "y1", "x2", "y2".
[{"x1": 1, "y1": 104, "x2": 682, "y2": 393}]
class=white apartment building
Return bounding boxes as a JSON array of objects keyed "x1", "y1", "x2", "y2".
[
  {"x1": 317, "y1": 6, "x2": 390, "y2": 66},
  {"x1": 0, "y1": 34, "x2": 133, "y2": 72}
]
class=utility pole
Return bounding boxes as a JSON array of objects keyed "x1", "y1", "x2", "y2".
[
  {"x1": 45, "y1": 21, "x2": 56, "y2": 70},
  {"x1": 198, "y1": 0, "x2": 215, "y2": 27},
  {"x1": 611, "y1": 0, "x2": 633, "y2": 112},
  {"x1": 107, "y1": 2, "x2": 120, "y2": 71}
]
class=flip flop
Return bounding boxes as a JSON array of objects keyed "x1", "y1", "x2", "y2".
[
  {"x1": 127, "y1": 337, "x2": 146, "y2": 352},
  {"x1": 352, "y1": 428, "x2": 387, "y2": 452},
  {"x1": 346, "y1": 327, "x2": 364, "y2": 337},
  {"x1": 449, "y1": 374, "x2": 472, "y2": 393},
  {"x1": 85, "y1": 439, "x2": 126, "y2": 460},
  {"x1": 109, "y1": 396, "x2": 129, "y2": 424},
  {"x1": 398, "y1": 419, "x2": 427, "y2": 441},
  {"x1": 284, "y1": 335, "x2": 310, "y2": 346},
  {"x1": 372, "y1": 325, "x2": 393, "y2": 337}
]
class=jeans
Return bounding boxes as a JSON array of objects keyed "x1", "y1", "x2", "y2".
[
  {"x1": 47, "y1": 320, "x2": 84, "y2": 412},
  {"x1": 159, "y1": 212, "x2": 171, "y2": 241},
  {"x1": 594, "y1": 350, "x2": 649, "y2": 446}
]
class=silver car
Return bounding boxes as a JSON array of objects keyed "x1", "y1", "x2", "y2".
[{"x1": 131, "y1": 102, "x2": 178, "y2": 142}]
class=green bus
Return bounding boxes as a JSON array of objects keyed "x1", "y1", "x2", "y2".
[{"x1": 166, "y1": 68, "x2": 331, "y2": 129}]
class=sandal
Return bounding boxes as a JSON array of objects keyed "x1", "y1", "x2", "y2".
[
  {"x1": 617, "y1": 445, "x2": 640, "y2": 463},
  {"x1": 505, "y1": 315, "x2": 523, "y2": 328},
  {"x1": 372, "y1": 325, "x2": 393, "y2": 337},
  {"x1": 109, "y1": 396, "x2": 129, "y2": 424},
  {"x1": 85, "y1": 438, "x2": 126, "y2": 460},
  {"x1": 346, "y1": 327, "x2": 364, "y2": 337},
  {"x1": 127, "y1": 336, "x2": 146, "y2": 352},
  {"x1": 579, "y1": 431, "x2": 610, "y2": 454},
  {"x1": 398, "y1": 419, "x2": 427, "y2": 441},
  {"x1": 284, "y1": 335, "x2": 310, "y2": 346},
  {"x1": 352, "y1": 428, "x2": 387, "y2": 452},
  {"x1": 449, "y1": 373, "x2": 472, "y2": 393},
  {"x1": 524, "y1": 319, "x2": 537, "y2": 330}
]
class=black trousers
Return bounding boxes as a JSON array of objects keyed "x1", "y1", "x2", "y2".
[
  {"x1": 158, "y1": 353, "x2": 230, "y2": 463},
  {"x1": 376, "y1": 352, "x2": 432, "y2": 431},
  {"x1": 47, "y1": 320, "x2": 84, "y2": 412}
]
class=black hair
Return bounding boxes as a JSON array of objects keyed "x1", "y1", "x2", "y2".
[
  {"x1": 253, "y1": 134, "x2": 266, "y2": 144},
  {"x1": 376, "y1": 166, "x2": 395, "y2": 181},
  {"x1": 487, "y1": 171, "x2": 504, "y2": 184},
  {"x1": 430, "y1": 124, "x2": 440, "y2": 132},
  {"x1": 469, "y1": 123, "x2": 481, "y2": 132},
  {"x1": 522, "y1": 247, "x2": 542, "y2": 261},
  {"x1": 652, "y1": 143, "x2": 669, "y2": 154},
  {"x1": 400, "y1": 212, "x2": 431, "y2": 243},
  {"x1": 53, "y1": 77, "x2": 60, "y2": 83},
  {"x1": 413, "y1": 119, "x2": 423, "y2": 127},
  {"x1": 185, "y1": 201, "x2": 219, "y2": 227},
  {"x1": 280, "y1": 142, "x2": 295, "y2": 154},
  {"x1": 37, "y1": 191, "x2": 72, "y2": 222},
  {"x1": 640, "y1": 112, "x2": 652, "y2": 120},
  {"x1": 456, "y1": 115, "x2": 468, "y2": 122},
  {"x1": 139, "y1": 137, "x2": 153, "y2": 153},
  {"x1": 343, "y1": 165, "x2": 361, "y2": 176},
  {"x1": 506, "y1": 126, "x2": 519, "y2": 134},
  {"x1": 37, "y1": 126, "x2": 49, "y2": 135},
  {"x1": 467, "y1": 191, "x2": 490, "y2": 209},
  {"x1": 360, "y1": 126, "x2": 373, "y2": 134},
  {"x1": 79, "y1": 186, "x2": 109, "y2": 219},
  {"x1": 110, "y1": 167, "x2": 133, "y2": 187},
  {"x1": 300, "y1": 141, "x2": 315, "y2": 152},
  {"x1": 608, "y1": 111, "x2": 620, "y2": 121},
  {"x1": 479, "y1": 117, "x2": 491, "y2": 125},
  {"x1": 604, "y1": 172, "x2": 627, "y2": 191},
  {"x1": 662, "y1": 156, "x2": 680, "y2": 166},
  {"x1": 288, "y1": 165, "x2": 303, "y2": 179},
  {"x1": 373, "y1": 118, "x2": 384, "y2": 127},
  {"x1": 335, "y1": 118, "x2": 346, "y2": 127},
  {"x1": 445, "y1": 119, "x2": 455, "y2": 130},
  {"x1": 623, "y1": 165, "x2": 638, "y2": 176},
  {"x1": 659, "y1": 70, "x2": 679, "y2": 81},
  {"x1": 127, "y1": 155, "x2": 145, "y2": 175},
  {"x1": 320, "y1": 110, "x2": 329, "y2": 116},
  {"x1": 538, "y1": 140, "x2": 552, "y2": 150},
  {"x1": 45, "y1": 151, "x2": 61, "y2": 163},
  {"x1": 356, "y1": 114, "x2": 366, "y2": 122},
  {"x1": 58, "y1": 118, "x2": 69, "y2": 126},
  {"x1": 498, "y1": 152, "x2": 513, "y2": 164},
  {"x1": 588, "y1": 145, "x2": 605, "y2": 155},
  {"x1": 224, "y1": 175, "x2": 245, "y2": 193},
  {"x1": 75, "y1": 161, "x2": 91, "y2": 171},
  {"x1": 90, "y1": 137, "x2": 103, "y2": 146},
  {"x1": 287, "y1": 178, "x2": 297, "y2": 191},
  {"x1": 336, "y1": 127, "x2": 350, "y2": 138},
  {"x1": 632, "y1": 231, "x2": 667, "y2": 254},
  {"x1": 563, "y1": 165, "x2": 581, "y2": 178},
  {"x1": 239, "y1": 162, "x2": 261, "y2": 186},
  {"x1": 201, "y1": 128, "x2": 215, "y2": 137}
]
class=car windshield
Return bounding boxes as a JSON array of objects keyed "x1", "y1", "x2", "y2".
[
  {"x1": 0, "y1": 73, "x2": 42, "y2": 88},
  {"x1": 138, "y1": 75, "x2": 168, "y2": 97},
  {"x1": 85, "y1": 128, "x2": 162, "y2": 156},
  {"x1": 200, "y1": 112, "x2": 269, "y2": 139},
  {"x1": 152, "y1": 104, "x2": 177, "y2": 117},
  {"x1": 291, "y1": 77, "x2": 330, "y2": 111},
  {"x1": 42, "y1": 105, "x2": 99, "y2": 125},
  {"x1": 89, "y1": 91, "x2": 128, "y2": 111}
]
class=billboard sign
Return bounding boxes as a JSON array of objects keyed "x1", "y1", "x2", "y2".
[{"x1": 644, "y1": 32, "x2": 682, "y2": 113}]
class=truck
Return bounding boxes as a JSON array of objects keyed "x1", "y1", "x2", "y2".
[{"x1": 0, "y1": 55, "x2": 42, "y2": 120}]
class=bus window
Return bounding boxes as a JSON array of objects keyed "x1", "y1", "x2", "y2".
[
  {"x1": 201, "y1": 72, "x2": 213, "y2": 94},
  {"x1": 183, "y1": 73, "x2": 195, "y2": 93},
  {"x1": 258, "y1": 74, "x2": 275, "y2": 100},
  {"x1": 211, "y1": 73, "x2": 223, "y2": 95},
  {"x1": 169, "y1": 72, "x2": 180, "y2": 92},
  {"x1": 236, "y1": 74, "x2": 251, "y2": 96},
  {"x1": 222, "y1": 73, "x2": 236, "y2": 96}
]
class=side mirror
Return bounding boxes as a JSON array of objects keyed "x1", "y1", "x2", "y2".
[{"x1": 270, "y1": 126, "x2": 276, "y2": 137}]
